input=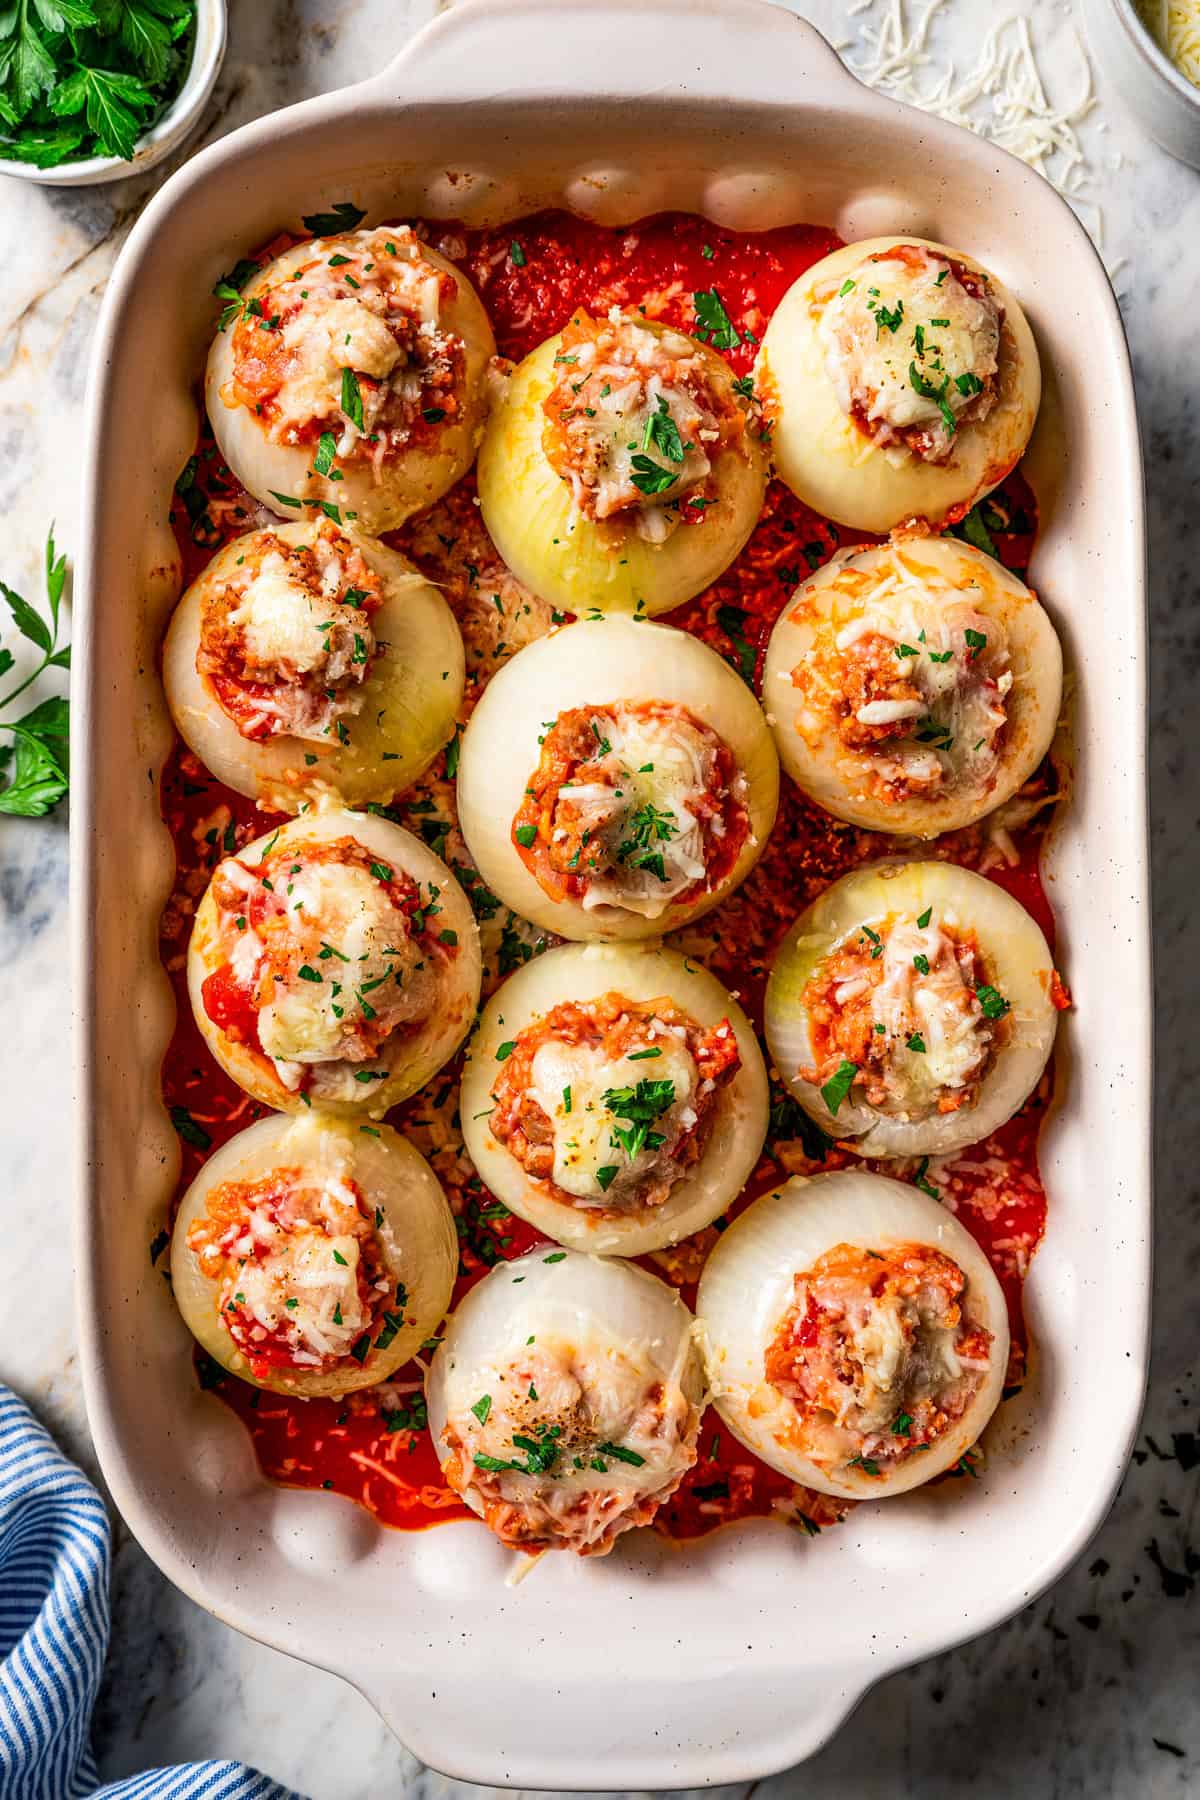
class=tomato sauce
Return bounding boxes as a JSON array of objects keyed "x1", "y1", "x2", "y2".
[{"x1": 161, "y1": 211, "x2": 1060, "y2": 1546}]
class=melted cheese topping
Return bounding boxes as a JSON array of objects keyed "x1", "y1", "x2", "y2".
[
  {"x1": 541, "y1": 313, "x2": 728, "y2": 542},
  {"x1": 214, "y1": 846, "x2": 437, "y2": 1103},
  {"x1": 257, "y1": 859, "x2": 432, "y2": 1069},
  {"x1": 789, "y1": 556, "x2": 1012, "y2": 804},
  {"x1": 238, "y1": 227, "x2": 461, "y2": 459},
  {"x1": 559, "y1": 709, "x2": 739, "y2": 919},
  {"x1": 198, "y1": 522, "x2": 380, "y2": 744},
  {"x1": 766, "y1": 1241, "x2": 991, "y2": 1474},
  {"x1": 817, "y1": 248, "x2": 1000, "y2": 459},
  {"x1": 870, "y1": 917, "x2": 990, "y2": 1104},
  {"x1": 525, "y1": 1034, "x2": 699, "y2": 1206},
  {"x1": 448, "y1": 1330, "x2": 698, "y2": 1553},
  {"x1": 804, "y1": 909, "x2": 995, "y2": 1121},
  {"x1": 190, "y1": 1162, "x2": 388, "y2": 1370}
]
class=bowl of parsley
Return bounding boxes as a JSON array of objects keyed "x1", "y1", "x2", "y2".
[{"x1": 0, "y1": 0, "x2": 227, "y2": 186}]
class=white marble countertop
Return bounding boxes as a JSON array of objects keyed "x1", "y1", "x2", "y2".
[{"x1": 1, "y1": 0, "x2": 1196, "y2": 1794}]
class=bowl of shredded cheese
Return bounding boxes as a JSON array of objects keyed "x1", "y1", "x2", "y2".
[{"x1": 1084, "y1": 0, "x2": 1200, "y2": 167}]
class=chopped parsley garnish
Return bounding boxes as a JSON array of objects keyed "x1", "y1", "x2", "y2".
[
  {"x1": 382, "y1": 1396, "x2": 427, "y2": 1433},
  {"x1": 953, "y1": 506, "x2": 999, "y2": 558},
  {"x1": 838, "y1": 278, "x2": 856, "y2": 296},
  {"x1": 368, "y1": 861, "x2": 393, "y2": 882},
  {"x1": 891, "y1": 1412, "x2": 914, "y2": 1435},
  {"x1": 913, "y1": 953, "x2": 930, "y2": 975},
  {"x1": 374, "y1": 1310, "x2": 405, "y2": 1351},
  {"x1": 596, "y1": 1441, "x2": 646, "y2": 1467},
  {"x1": 297, "y1": 964, "x2": 322, "y2": 983},
  {"x1": 964, "y1": 626, "x2": 988, "y2": 656},
  {"x1": 509, "y1": 239, "x2": 527, "y2": 266},
  {"x1": 691, "y1": 287, "x2": 741, "y2": 350},
  {"x1": 495, "y1": 1040, "x2": 516, "y2": 1061},
  {"x1": 913, "y1": 1157, "x2": 941, "y2": 1200},
  {"x1": 847, "y1": 1455, "x2": 881, "y2": 1476},
  {"x1": 340, "y1": 367, "x2": 364, "y2": 430},
  {"x1": 595, "y1": 1165, "x2": 620, "y2": 1192},
  {"x1": 514, "y1": 823, "x2": 537, "y2": 848},
  {"x1": 627, "y1": 1047, "x2": 662, "y2": 1061},
  {"x1": 906, "y1": 1032, "x2": 927, "y2": 1054},
  {"x1": 976, "y1": 984, "x2": 1010, "y2": 1019},
  {"x1": 874, "y1": 298, "x2": 903, "y2": 335},
  {"x1": 603, "y1": 1077, "x2": 676, "y2": 1162},
  {"x1": 629, "y1": 454, "x2": 678, "y2": 497},
  {"x1": 170, "y1": 1104, "x2": 211, "y2": 1151},
  {"x1": 616, "y1": 802, "x2": 677, "y2": 881},
  {"x1": 213, "y1": 258, "x2": 261, "y2": 331},
  {"x1": 470, "y1": 1394, "x2": 492, "y2": 1425},
  {"x1": 908, "y1": 360, "x2": 957, "y2": 435},
  {"x1": 731, "y1": 374, "x2": 755, "y2": 400},
  {"x1": 716, "y1": 602, "x2": 757, "y2": 686},
  {"x1": 820, "y1": 1060, "x2": 858, "y2": 1116},
  {"x1": 917, "y1": 906, "x2": 933, "y2": 929},
  {"x1": 642, "y1": 395, "x2": 684, "y2": 465}
]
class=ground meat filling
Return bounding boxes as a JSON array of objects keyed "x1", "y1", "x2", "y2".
[
  {"x1": 540, "y1": 310, "x2": 749, "y2": 542},
  {"x1": 197, "y1": 520, "x2": 384, "y2": 742},
  {"x1": 512, "y1": 700, "x2": 750, "y2": 918},
  {"x1": 441, "y1": 1340, "x2": 699, "y2": 1554},
  {"x1": 201, "y1": 835, "x2": 452, "y2": 1102},
  {"x1": 788, "y1": 586, "x2": 1013, "y2": 806},
  {"x1": 801, "y1": 911, "x2": 1009, "y2": 1120},
  {"x1": 225, "y1": 225, "x2": 467, "y2": 470},
  {"x1": 488, "y1": 993, "x2": 741, "y2": 1215},
  {"x1": 765, "y1": 1241, "x2": 993, "y2": 1476},
  {"x1": 187, "y1": 1168, "x2": 395, "y2": 1378},
  {"x1": 816, "y1": 244, "x2": 1003, "y2": 462}
]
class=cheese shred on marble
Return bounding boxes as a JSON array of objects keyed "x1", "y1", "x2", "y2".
[{"x1": 843, "y1": 1, "x2": 1113, "y2": 251}]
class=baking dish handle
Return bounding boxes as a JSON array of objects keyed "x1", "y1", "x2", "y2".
[{"x1": 366, "y1": 0, "x2": 858, "y2": 107}]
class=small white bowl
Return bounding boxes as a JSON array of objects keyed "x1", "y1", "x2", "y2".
[
  {"x1": 0, "y1": 0, "x2": 227, "y2": 187},
  {"x1": 1081, "y1": 0, "x2": 1200, "y2": 169}
]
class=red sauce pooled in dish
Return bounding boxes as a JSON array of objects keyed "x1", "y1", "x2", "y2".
[{"x1": 162, "y1": 212, "x2": 1059, "y2": 1543}]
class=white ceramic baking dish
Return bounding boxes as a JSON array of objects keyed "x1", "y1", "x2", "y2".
[{"x1": 73, "y1": 0, "x2": 1152, "y2": 1785}]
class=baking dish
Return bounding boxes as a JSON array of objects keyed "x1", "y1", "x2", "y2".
[{"x1": 73, "y1": 0, "x2": 1151, "y2": 1784}]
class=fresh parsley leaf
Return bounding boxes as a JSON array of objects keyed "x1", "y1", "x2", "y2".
[
  {"x1": 169, "y1": 1103, "x2": 211, "y2": 1151},
  {"x1": 909, "y1": 360, "x2": 957, "y2": 436},
  {"x1": 820, "y1": 1060, "x2": 857, "y2": 1116},
  {"x1": 340, "y1": 367, "x2": 364, "y2": 430},
  {"x1": 950, "y1": 504, "x2": 999, "y2": 560},
  {"x1": 642, "y1": 395, "x2": 684, "y2": 464},
  {"x1": 629, "y1": 453, "x2": 677, "y2": 497},
  {"x1": 692, "y1": 287, "x2": 741, "y2": 350},
  {"x1": 302, "y1": 200, "x2": 366, "y2": 236},
  {"x1": 312, "y1": 431, "x2": 338, "y2": 477},
  {"x1": 0, "y1": 528, "x2": 71, "y2": 816},
  {"x1": 716, "y1": 603, "x2": 756, "y2": 686},
  {"x1": 976, "y1": 984, "x2": 1010, "y2": 1020},
  {"x1": 50, "y1": 65, "x2": 155, "y2": 162}
]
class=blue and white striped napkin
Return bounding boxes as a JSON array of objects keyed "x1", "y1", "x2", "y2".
[{"x1": 0, "y1": 1385, "x2": 302, "y2": 1800}]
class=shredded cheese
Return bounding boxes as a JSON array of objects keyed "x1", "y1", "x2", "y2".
[{"x1": 843, "y1": 2, "x2": 1116, "y2": 254}]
